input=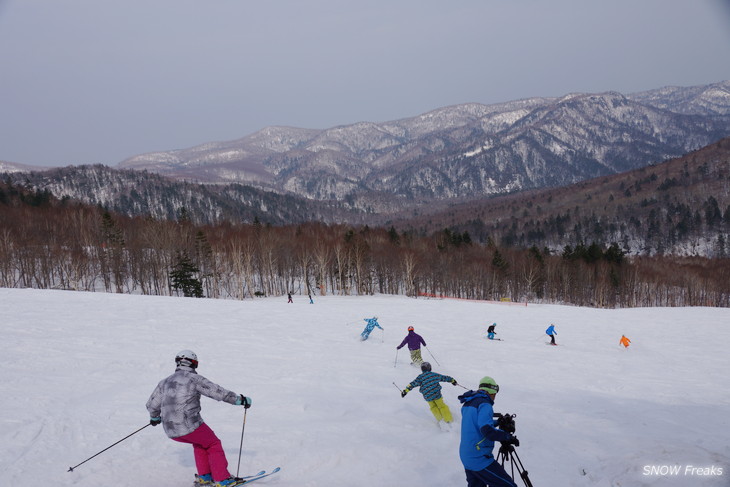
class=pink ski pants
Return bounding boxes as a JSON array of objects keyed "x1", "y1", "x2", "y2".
[{"x1": 173, "y1": 423, "x2": 231, "y2": 481}]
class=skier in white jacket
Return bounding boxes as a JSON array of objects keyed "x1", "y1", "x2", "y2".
[{"x1": 146, "y1": 350, "x2": 252, "y2": 487}]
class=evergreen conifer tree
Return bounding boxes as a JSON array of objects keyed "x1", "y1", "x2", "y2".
[{"x1": 170, "y1": 251, "x2": 204, "y2": 298}]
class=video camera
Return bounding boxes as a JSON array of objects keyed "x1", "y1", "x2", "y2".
[
  {"x1": 493, "y1": 413, "x2": 533, "y2": 487},
  {"x1": 493, "y1": 412, "x2": 517, "y2": 434}
]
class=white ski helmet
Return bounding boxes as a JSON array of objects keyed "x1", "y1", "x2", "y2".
[{"x1": 175, "y1": 350, "x2": 199, "y2": 369}]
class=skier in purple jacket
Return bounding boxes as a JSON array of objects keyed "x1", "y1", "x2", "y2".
[{"x1": 397, "y1": 326, "x2": 427, "y2": 365}]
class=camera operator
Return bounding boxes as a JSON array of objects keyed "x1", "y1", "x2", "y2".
[{"x1": 457, "y1": 376, "x2": 519, "y2": 487}]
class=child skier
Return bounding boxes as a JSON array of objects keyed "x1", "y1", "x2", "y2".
[
  {"x1": 360, "y1": 316, "x2": 383, "y2": 341},
  {"x1": 146, "y1": 350, "x2": 253, "y2": 487},
  {"x1": 620, "y1": 335, "x2": 631, "y2": 348},
  {"x1": 487, "y1": 323, "x2": 497, "y2": 340},
  {"x1": 546, "y1": 323, "x2": 557, "y2": 345},
  {"x1": 396, "y1": 326, "x2": 427, "y2": 364},
  {"x1": 400, "y1": 362, "x2": 458, "y2": 424}
]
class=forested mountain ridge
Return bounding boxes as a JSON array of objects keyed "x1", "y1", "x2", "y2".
[
  {"x1": 1, "y1": 165, "x2": 367, "y2": 225},
  {"x1": 389, "y1": 137, "x2": 730, "y2": 257},
  {"x1": 3, "y1": 135, "x2": 730, "y2": 259}
]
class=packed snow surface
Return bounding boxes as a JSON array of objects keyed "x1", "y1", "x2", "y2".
[{"x1": 1, "y1": 288, "x2": 728, "y2": 486}]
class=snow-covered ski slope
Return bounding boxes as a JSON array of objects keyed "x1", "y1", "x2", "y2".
[{"x1": 1, "y1": 288, "x2": 728, "y2": 486}]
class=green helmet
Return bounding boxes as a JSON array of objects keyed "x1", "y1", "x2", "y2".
[{"x1": 479, "y1": 376, "x2": 500, "y2": 394}]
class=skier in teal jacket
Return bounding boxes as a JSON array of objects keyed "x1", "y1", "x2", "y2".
[
  {"x1": 401, "y1": 362, "x2": 457, "y2": 423},
  {"x1": 360, "y1": 317, "x2": 383, "y2": 341}
]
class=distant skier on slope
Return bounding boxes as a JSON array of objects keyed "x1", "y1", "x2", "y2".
[
  {"x1": 396, "y1": 326, "x2": 427, "y2": 364},
  {"x1": 487, "y1": 323, "x2": 498, "y2": 340},
  {"x1": 458, "y1": 376, "x2": 518, "y2": 487},
  {"x1": 360, "y1": 316, "x2": 383, "y2": 341},
  {"x1": 620, "y1": 335, "x2": 631, "y2": 348},
  {"x1": 146, "y1": 350, "x2": 252, "y2": 487},
  {"x1": 546, "y1": 324, "x2": 557, "y2": 345},
  {"x1": 401, "y1": 362, "x2": 458, "y2": 424}
]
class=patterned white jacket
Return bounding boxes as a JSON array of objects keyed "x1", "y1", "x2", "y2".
[{"x1": 146, "y1": 365, "x2": 239, "y2": 438}]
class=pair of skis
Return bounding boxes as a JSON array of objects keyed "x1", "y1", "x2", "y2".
[
  {"x1": 194, "y1": 467, "x2": 280, "y2": 486},
  {"x1": 238, "y1": 467, "x2": 280, "y2": 485}
]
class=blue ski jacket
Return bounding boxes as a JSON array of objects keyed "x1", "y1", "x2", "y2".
[
  {"x1": 406, "y1": 371, "x2": 454, "y2": 402},
  {"x1": 546, "y1": 325, "x2": 556, "y2": 336},
  {"x1": 397, "y1": 331, "x2": 426, "y2": 351},
  {"x1": 458, "y1": 390, "x2": 512, "y2": 471}
]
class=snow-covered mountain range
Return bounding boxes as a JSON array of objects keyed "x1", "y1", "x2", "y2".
[{"x1": 118, "y1": 81, "x2": 730, "y2": 209}]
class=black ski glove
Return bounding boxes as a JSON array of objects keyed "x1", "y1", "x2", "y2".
[
  {"x1": 451, "y1": 379, "x2": 458, "y2": 386},
  {"x1": 401, "y1": 390, "x2": 408, "y2": 398},
  {"x1": 150, "y1": 417, "x2": 161, "y2": 426}
]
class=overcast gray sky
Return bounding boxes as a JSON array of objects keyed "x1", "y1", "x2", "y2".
[{"x1": 2, "y1": 0, "x2": 730, "y2": 167}]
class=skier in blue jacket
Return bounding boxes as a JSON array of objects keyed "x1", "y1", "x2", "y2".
[
  {"x1": 458, "y1": 376, "x2": 518, "y2": 487},
  {"x1": 546, "y1": 324, "x2": 557, "y2": 345},
  {"x1": 360, "y1": 316, "x2": 383, "y2": 341}
]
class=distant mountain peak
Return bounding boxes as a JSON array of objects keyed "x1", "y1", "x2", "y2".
[{"x1": 113, "y1": 81, "x2": 730, "y2": 209}]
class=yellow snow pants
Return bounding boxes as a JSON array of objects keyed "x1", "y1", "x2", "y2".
[
  {"x1": 427, "y1": 397, "x2": 453, "y2": 423},
  {"x1": 410, "y1": 349, "x2": 423, "y2": 364}
]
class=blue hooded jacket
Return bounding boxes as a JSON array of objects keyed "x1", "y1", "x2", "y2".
[
  {"x1": 546, "y1": 325, "x2": 556, "y2": 336},
  {"x1": 458, "y1": 390, "x2": 512, "y2": 471}
]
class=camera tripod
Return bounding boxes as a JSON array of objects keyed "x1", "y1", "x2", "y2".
[{"x1": 496, "y1": 441, "x2": 534, "y2": 487}]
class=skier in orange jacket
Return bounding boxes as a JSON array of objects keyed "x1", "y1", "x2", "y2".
[{"x1": 619, "y1": 335, "x2": 631, "y2": 348}]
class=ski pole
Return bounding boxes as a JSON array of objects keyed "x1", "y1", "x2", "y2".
[
  {"x1": 392, "y1": 381, "x2": 402, "y2": 392},
  {"x1": 235, "y1": 408, "x2": 248, "y2": 478},
  {"x1": 394, "y1": 348, "x2": 399, "y2": 368},
  {"x1": 425, "y1": 346, "x2": 441, "y2": 366},
  {"x1": 68, "y1": 423, "x2": 151, "y2": 472}
]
